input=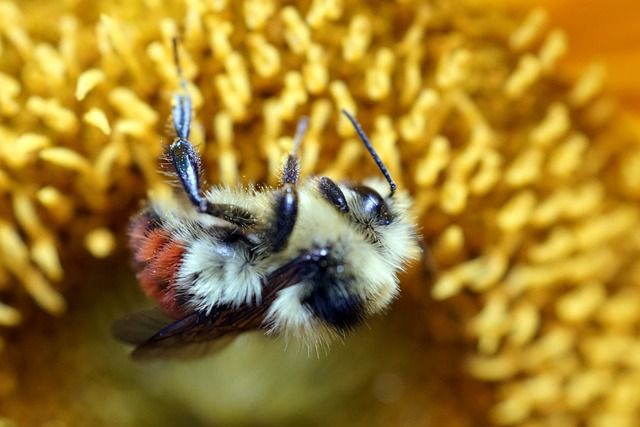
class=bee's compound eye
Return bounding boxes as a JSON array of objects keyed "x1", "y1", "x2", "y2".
[{"x1": 353, "y1": 185, "x2": 392, "y2": 225}]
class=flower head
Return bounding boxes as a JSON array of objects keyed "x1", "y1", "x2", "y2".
[{"x1": 1, "y1": 0, "x2": 640, "y2": 425}]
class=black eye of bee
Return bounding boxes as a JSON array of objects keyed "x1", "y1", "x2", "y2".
[{"x1": 353, "y1": 185, "x2": 392, "y2": 225}]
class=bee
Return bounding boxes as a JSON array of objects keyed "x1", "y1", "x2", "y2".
[{"x1": 112, "y1": 40, "x2": 421, "y2": 359}]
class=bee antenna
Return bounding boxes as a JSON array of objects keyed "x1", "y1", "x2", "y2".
[
  {"x1": 281, "y1": 117, "x2": 308, "y2": 186},
  {"x1": 341, "y1": 110, "x2": 396, "y2": 196},
  {"x1": 293, "y1": 116, "x2": 309, "y2": 154},
  {"x1": 171, "y1": 37, "x2": 191, "y2": 141},
  {"x1": 172, "y1": 37, "x2": 188, "y2": 93}
]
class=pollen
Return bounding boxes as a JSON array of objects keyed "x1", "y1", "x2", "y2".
[
  {"x1": 84, "y1": 228, "x2": 116, "y2": 259},
  {"x1": 1, "y1": 0, "x2": 640, "y2": 425}
]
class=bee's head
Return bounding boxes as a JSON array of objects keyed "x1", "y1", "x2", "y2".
[
  {"x1": 312, "y1": 111, "x2": 420, "y2": 269},
  {"x1": 338, "y1": 110, "x2": 420, "y2": 260}
]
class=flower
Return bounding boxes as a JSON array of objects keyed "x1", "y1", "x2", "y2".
[{"x1": 1, "y1": 0, "x2": 639, "y2": 425}]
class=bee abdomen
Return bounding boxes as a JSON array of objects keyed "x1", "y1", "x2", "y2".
[{"x1": 129, "y1": 212, "x2": 188, "y2": 318}]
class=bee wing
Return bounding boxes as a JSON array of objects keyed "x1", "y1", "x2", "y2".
[
  {"x1": 114, "y1": 257, "x2": 309, "y2": 360},
  {"x1": 111, "y1": 306, "x2": 176, "y2": 345},
  {"x1": 110, "y1": 303, "x2": 263, "y2": 360},
  {"x1": 131, "y1": 311, "x2": 246, "y2": 360}
]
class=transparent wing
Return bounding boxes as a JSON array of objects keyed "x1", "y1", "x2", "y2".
[{"x1": 111, "y1": 306, "x2": 175, "y2": 345}]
